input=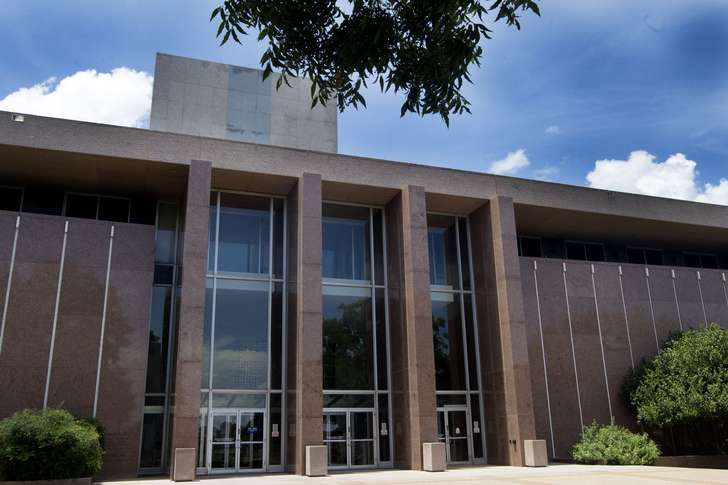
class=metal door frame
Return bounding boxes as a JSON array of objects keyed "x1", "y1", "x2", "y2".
[
  {"x1": 323, "y1": 408, "x2": 378, "y2": 470},
  {"x1": 437, "y1": 405, "x2": 473, "y2": 465},
  {"x1": 208, "y1": 408, "x2": 267, "y2": 474}
]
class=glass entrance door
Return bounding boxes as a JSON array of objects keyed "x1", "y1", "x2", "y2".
[
  {"x1": 209, "y1": 409, "x2": 265, "y2": 473},
  {"x1": 323, "y1": 410, "x2": 376, "y2": 469},
  {"x1": 437, "y1": 407, "x2": 472, "y2": 464}
]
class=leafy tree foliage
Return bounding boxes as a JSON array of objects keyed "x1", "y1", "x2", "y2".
[
  {"x1": 571, "y1": 422, "x2": 660, "y2": 466},
  {"x1": 625, "y1": 324, "x2": 728, "y2": 428},
  {"x1": 0, "y1": 409, "x2": 104, "y2": 480},
  {"x1": 212, "y1": 0, "x2": 540, "y2": 124}
]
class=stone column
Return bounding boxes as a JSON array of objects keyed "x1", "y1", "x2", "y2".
[
  {"x1": 470, "y1": 196, "x2": 536, "y2": 466},
  {"x1": 169, "y1": 160, "x2": 211, "y2": 480},
  {"x1": 286, "y1": 173, "x2": 323, "y2": 474},
  {"x1": 386, "y1": 185, "x2": 438, "y2": 470}
]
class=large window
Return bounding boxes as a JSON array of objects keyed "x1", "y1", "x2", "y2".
[
  {"x1": 321, "y1": 203, "x2": 392, "y2": 468},
  {"x1": 200, "y1": 191, "x2": 285, "y2": 473},
  {"x1": 427, "y1": 214, "x2": 485, "y2": 464},
  {"x1": 139, "y1": 202, "x2": 182, "y2": 474}
]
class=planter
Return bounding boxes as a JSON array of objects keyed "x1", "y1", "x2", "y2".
[
  {"x1": 0, "y1": 478, "x2": 92, "y2": 485},
  {"x1": 655, "y1": 455, "x2": 728, "y2": 469}
]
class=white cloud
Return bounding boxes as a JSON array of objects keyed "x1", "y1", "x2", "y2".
[
  {"x1": 0, "y1": 67, "x2": 153, "y2": 127},
  {"x1": 533, "y1": 166, "x2": 560, "y2": 181},
  {"x1": 488, "y1": 148, "x2": 530, "y2": 175},
  {"x1": 586, "y1": 150, "x2": 728, "y2": 205},
  {"x1": 545, "y1": 125, "x2": 561, "y2": 135}
]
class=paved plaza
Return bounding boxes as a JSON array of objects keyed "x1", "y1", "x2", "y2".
[{"x1": 100, "y1": 465, "x2": 728, "y2": 485}]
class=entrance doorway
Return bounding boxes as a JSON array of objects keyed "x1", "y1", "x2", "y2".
[
  {"x1": 209, "y1": 409, "x2": 266, "y2": 473},
  {"x1": 437, "y1": 406, "x2": 472, "y2": 464},
  {"x1": 322, "y1": 410, "x2": 377, "y2": 469}
]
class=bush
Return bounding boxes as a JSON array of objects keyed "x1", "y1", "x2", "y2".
[
  {"x1": 0, "y1": 409, "x2": 103, "y2": 480},
  {"x1": 571, "y1": 422, "x2": 660, "y2": 465},
  {"x1": 625, "y1": 324, "x2": 728, "y2": 428}
]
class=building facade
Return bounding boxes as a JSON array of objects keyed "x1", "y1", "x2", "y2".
[{"x1": 1, "y1": 56, "x2": 727, "y2": 480}]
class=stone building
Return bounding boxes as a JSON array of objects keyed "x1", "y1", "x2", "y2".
[{"x1": 0, "y1": 54, "x2": 726, "y2": 479}]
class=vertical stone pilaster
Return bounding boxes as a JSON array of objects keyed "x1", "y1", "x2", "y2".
[
  {"x1": 287, "y1": 173, "x2": 323, "y2": 474},
  {"x1": 386, "y1": 186, "x2": 437, "y2": 470},
  {"x1": 471, "y1": 196, "x2": 536, "y2": 466},
  {"x1": 169, "y1": 160, "x2": 211, "y2": 479}
]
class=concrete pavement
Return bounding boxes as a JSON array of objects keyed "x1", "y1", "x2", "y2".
[{"x1": 99, "y1": 464, "x2": 728, "y2": 485}]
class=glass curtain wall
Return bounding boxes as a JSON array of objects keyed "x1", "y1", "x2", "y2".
[
  {"x1": 427, "y1": 214, "x2": 486, "y2": 464},
  {"x1": 139, "y1": 202, "x2": 182, "y2": 474},
  {"x1": 199, "y1": 191, "x2": 285, "y2": 474},
  {"x1": 321, "y1": 203, "x2": 392, "y2": 469}
]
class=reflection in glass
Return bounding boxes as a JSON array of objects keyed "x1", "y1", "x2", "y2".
[
  {"x1": 464, "y1": 294, "x2": 479, "y2": 390},
  {"x1": 373, "y1": 209, "x2": 384, "y2": 285},
  {"x1": 197, "y1": 409, "x2": 207, "y2": 467},
  {"x1": 378, "y1": 395, "x2": 390, "y2": 462},
  {"x1": 471, "y1": 394, "x2": 484, "y2": 459},
  {"x1": 212, "y1": 279, "x2": 269, "y2": 389},
  {"x1": 270, "y1": 283, "x2": 283, "y2": 390},
  {"x1": 323, "y1": 286, "x2": 373, "y2": 390},
  {"x1": 352, "y1": 441, "x2": 374, "y2": 466},
  {"x1": 427, "y1": 214, "x2": 460, "y2": 288},
  {"x1": 322, "y1": 204, "x2": 371, "y2": 281},
  {"x1": 217, "y1": 193, "x2": 270, "y2": 275},
  {"x1": 458, "y1": 218, "x2": 471, "y2": 290},
  {"x1": 146, "y1": 286, "x2": 171, "y2": 394},
  {"x1": 140, "y1": 413, "x2": 164, "y2": 468},
  {"x1": 201, "y1": 281, "x2": 213, "y2": 387},
  {"x1": 211, "y1": 393, "x2": 266, "y2": 408},
  {"x1": 375, "y1": 288, "x2": 388, "y2": 390},
  {"x1": 323, "y1": 413, "x2": 347, "y2": 440},
  {"x1": 269, "y1": 394, "x2": 282, "y2": 466},
  {"x1": 273, "y1": 198, "x2": 284, "y2": 279},
  {"x1": 431, "y1": 292, "x2": 467, "y2": 391},
  {"x1": 207, "y1": 196, "x2": 217, "y2": 272},
  {"x1": 323, "y1": 393, "x2": 374, "y2": 408},
  {"x1": 447, "y1": 410, "x2": 469, "y2": 462},
  {"x1": 328, "y1": 442, "x2": 347, "y2": 467}
]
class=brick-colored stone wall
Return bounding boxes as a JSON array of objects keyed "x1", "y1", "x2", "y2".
[
  {"x1": 0, "y1": 210, "x2": 155, "y2": 479},
  {"x1": 521, "y1": 257, "x2": 728, "y2": 459}
]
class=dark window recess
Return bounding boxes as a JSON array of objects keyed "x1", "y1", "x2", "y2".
[
  {"x1": 585, "y1": 243, "x2": 605, "y2": 262},
  {"x1": 663, "y1": 251, "x2": 682, "y2": 267},
  {"x1": 701, "y1": 254, "x2": 718, "y2": 269},
  {"x1": 565, "y1": 241, "x2": 586, "y2": 261},
  {"x1": 541, "y1": 238, "x2": 565, "y2": 259},
  {"x1": 644, "y1": 249, "x2": 663, "y2": 266},
  {"x1": 627, "y1": 247, "x2": 646, "y2": 265},
  {"x1": 22, "y1": 187, "x2": 63, "y2": 215},
  {"x1": 605, "y1": 244, "x2": 625, "y2": 263},
  {"x1": 0, "y1": 187, "x2": 23, "y2": 211},
  {"x1": 154, "y1": 264, "x2": 175, "y2": 285},
  {"x1": 520, "y1": 237, "x2": 542, "y2": 258},
  {"x1": 98, "y1": 197, "x2": 130, "y2": 222},
  {"x1": 130, "y1": 199, "x2": 157, "y2": 225},
  {"x1": 683, "y1": 253, "x2": 701, "y2": 268},
  {"x1": 65, "y1": 193, "x2": 98, "y2": 219}
]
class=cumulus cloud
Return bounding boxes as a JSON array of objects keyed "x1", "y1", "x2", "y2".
[
  {"x1": 545, "y1": 125, "x2": 561, "y2": 135},
  {"x1": 488, "y1": 148, "x2": 530, "y2": 175},
  {"x1": 586, "y1": 150, "x2": 728, "y2": 205},
  {"x1": 0, "y1": 67, "x2": 153, "y2": 127}
]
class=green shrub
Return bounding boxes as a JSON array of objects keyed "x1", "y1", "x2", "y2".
[
  {"x1": 625, "y1": 324, "x2": 728, "y2": 428},
  {"x1": 79, "y1": 416, "x2": 106, "y2": 451},
  {"x1": 571, "y1": 422, "x2": 660, "y2": 465},
  {"x1": 0, "y1": 409, "x2": 103, "y2": 480}
]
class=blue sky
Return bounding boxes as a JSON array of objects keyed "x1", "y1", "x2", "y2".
[{"x1": 0, "y1": 0, "x2": 726, "y2": 201}]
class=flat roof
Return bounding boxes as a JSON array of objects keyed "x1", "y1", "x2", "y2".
[{"x1": 1, "y1": 110, "x2": 726, "y2": 230}]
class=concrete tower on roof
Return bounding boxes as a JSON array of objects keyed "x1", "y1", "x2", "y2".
[{"x1": 150, "y1": 53, "x2": 338, "y2": 153}]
